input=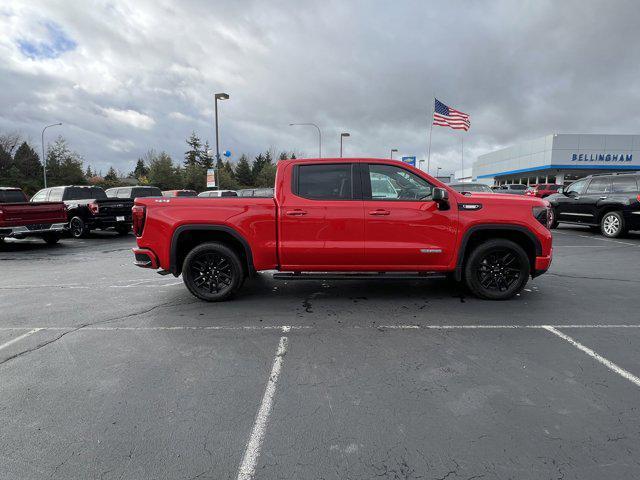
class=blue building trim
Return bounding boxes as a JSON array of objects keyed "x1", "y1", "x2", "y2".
[{"x1": 476, "y1": 164, "x2": 640, "y2": 179}]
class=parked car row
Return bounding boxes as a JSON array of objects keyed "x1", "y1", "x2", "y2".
[{"x1": 1, "y1": 184, "x2": 277, "y2": 244}]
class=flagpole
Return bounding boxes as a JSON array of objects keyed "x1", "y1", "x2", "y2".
[
  {"x1": 427, "y1": 97, "x2": 434, "y2": 175},
  {"x1": 461, "y1": 135, "x2": 464, "y2": 179}
]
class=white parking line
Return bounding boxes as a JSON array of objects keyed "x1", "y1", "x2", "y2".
[
  {"x1": 237, "y1": 326, "x2": 290, "y2": 480},
  {"x1": 0, "y1": 324, "x2": 639, "y2": 331},
  {"x1": 0, "y1": 328, "x2": 41, "y2": 352},
  {"x1": 543, "y1": 326, "x2": 640, "y2": 388}
]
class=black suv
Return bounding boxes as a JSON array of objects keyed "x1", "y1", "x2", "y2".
[
  {"x1": 547, "y1": 172, "x2": 640, "y2": 238},
  {"x1": 31, "y1": 186, "x2": 134, "y2": 238}
]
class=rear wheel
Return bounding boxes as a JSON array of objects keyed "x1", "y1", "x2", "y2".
[
  {"x1": 464, "y1": 239, "x2": 530, "y2": 300},
  {"x1": 182, "y1": 242, "x2": 244, "y2": 301},
  {"x1": 600, "y1": 211, "x2": 626, "y2": 238},
  {"x1": 69, "y1": 217, "x2": 89, "y2": 238}
]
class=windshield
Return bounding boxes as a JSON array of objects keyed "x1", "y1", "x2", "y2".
[{"x1": 63, "y1": 187, "x2": 107, "y2": 200}]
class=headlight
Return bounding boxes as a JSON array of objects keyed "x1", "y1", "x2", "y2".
[{"x1": 532, "y1": 206, "x2": 550, "y2": 228}]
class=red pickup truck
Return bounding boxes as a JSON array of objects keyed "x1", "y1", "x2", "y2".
[
  {"x1": 0, "y1": 187, "x2": 67, "y2": 244},
  {"x1": 132, "y1": 158, "x2": 553, "y2": 301}
]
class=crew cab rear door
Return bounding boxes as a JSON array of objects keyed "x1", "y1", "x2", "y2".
[
  {"x1": 361, "y1": 162, "x2": 457, "y2": 269},
  {"x1": 278, "y1": 162, "x2": 364, "y2": 269}
]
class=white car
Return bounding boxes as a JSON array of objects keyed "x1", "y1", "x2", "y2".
[{"x1": 197, "y1": 190, "x2": 238, "y2": 198}]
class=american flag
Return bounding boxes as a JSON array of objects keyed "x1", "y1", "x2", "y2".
[{"x1": 433, "y1": 98, "x2": 470, "y2": 131}]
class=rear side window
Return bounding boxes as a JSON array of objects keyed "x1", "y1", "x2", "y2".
[
  {"x1": 176, "y1": 190, "x2": 197, "y2": 197},
  {"x1": 295, "y1": 164, "x2": 353, "y2": 200},
  {"x1": 586, "y1": 177, "x2": 612, "y2": 194},
  {"x1": 510, "y1": 185, "x2": 527, "y2": 191},
  {"x1": 0, "y1": 190, "x2": 28, "y2": 203},
  {"x1": 30, "y1": 190, "x2": 48, "y2": 202},
  {"x1": 221, "y1": 191, "x2": 237, "y2": 197},
  {"x1": 612, "y1": 176, "x2": 638, "y2": 193}
]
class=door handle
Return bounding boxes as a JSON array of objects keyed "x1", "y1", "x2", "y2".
[
  {"x1": 368, "y1": 209, "x2": 390, "y2": 216},
  {"x1": 599, "y1": 196, "x2": 608, "y2": 200},
  {"x1": 286, "y1": 209, "x2": 307, "y2": 216}
]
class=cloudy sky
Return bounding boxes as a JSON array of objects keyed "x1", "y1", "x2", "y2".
[{"x1": 1, "y1": 0, "x2": 639, "y2": 176}]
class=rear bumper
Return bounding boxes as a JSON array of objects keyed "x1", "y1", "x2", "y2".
[
  {"x1": 0, "y1": 222, "x2": 67, "y2": 238},
  {"x1": 87, "y1": 215, "x2": 132, "y2": 229},
  {"x1": 132, "y1": 248, "x2": 159, "y2": 269}
]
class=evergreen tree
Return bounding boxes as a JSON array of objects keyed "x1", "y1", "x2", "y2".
[
  {"x1": 290, "y1": 153, "x2": 296, "y2": 159},
  {"x1": 148, "y1": 151, "x2": 182, "y2": 190},
  {"x1": 104, "y1": 166, "x2": 118, "y2": 181},
  {"x1": 184, "y1": 131, "x2": 202, "y2": 167},
  {"x1": 46, "y1": 136, "x2": 85, "y2": 186},
  {"x1": 251, "y1": 153, "x2": 266, "y2": 182},
  {"x1": 254, "y1": 163, "x2": 277, "y2": 188},
  {"x1": 13, "y1": 142, "x2": 42, "y2": 179},
  {"x1": 278, "y1": 151, "x2": 289, "y2": 161},
  {"x1": 183, "y1": 163, "x2": 206, "y2": 191},
  {"x1": 85, "y1": 166, "x2": 93, "y2": 178},
  {"x1": 0, "y1": 144, "x2": 14, "y2": 174},
  {"x1": 198, "y1": 141, "x2": 214, "y2": 169},
  {"x1": 133, "y1": 158, "x2": 148, "y2": 179},
  {"x1": 234, "y1": 154, "x2": 254, "y2": 187}
]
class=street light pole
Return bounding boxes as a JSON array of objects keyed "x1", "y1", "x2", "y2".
[
  {"x1": 214, "y1": 93, "x2": 229, "y2": 168},
  {"x1": 289, "y1": 123, "x2": 322, "y2": 158},
  {"x1": 340, "y1": 132, "x2": 350, "y2": 157},
  {"x1": 390, "y1": 148, "x2": 398, "y2": 159},
  {"x1": 41, "y1": 122, "x2": 62, "y2": 189},
  {"x1": 436, "y1": 167, "x2": 442, "y2": 178}
]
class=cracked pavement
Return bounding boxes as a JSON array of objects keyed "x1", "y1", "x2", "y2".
[{"x1": 1, "y1": 227, "x2": 639, "y2": 479}]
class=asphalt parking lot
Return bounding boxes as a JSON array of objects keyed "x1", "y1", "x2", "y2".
[{"x1": 1, "y1": 227, "x2": 640, "y2": 480}]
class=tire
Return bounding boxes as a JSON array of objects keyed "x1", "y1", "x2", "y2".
[
  {"x1": 43, "y1": 233, "x2": 60, "y2": 245},
  {"x1": 182, "y1": 242, "x2": 244, "y2": 302},
  {"x1": 600, "y1": 211, "x2": 626, "y2": 238},
  {"x1": 548, "y1": 207, "x2": 559, "y2": 229},
  {"x1": 115, "y1": 224, "x2": 130, "y2": 236},
  {"x1": 69, "y1": 217, "x2": 89, "y2": 238},
  {"x1": 464, "y1": 239, "x2": 530, "y2": 300}
]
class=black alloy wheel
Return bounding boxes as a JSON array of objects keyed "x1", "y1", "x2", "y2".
[
  {"x1": 464, "y1": 239, "x2": 530, "y2": 300},
  {"x1": 182, "y1": 242, "x2": 244, "y2": 301},
  {"x1": 69, "y1": 217, "x2": 88, "y2": 238}
]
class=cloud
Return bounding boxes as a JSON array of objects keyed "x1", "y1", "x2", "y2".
[
  {"x1": 0, "y1": 0, "x2": 639, "y2": 176},
  {"x1": 101, "y1": 107, "x2": 155, "y2": 130}
]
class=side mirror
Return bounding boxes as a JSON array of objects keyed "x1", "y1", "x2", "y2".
[{"x1": 432, "y1": 187, "x2": 449, "y2": 209}]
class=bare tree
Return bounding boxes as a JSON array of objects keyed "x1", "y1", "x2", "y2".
[{"x1": 0, "y1": 131, "x2": 23, "y2": 155}]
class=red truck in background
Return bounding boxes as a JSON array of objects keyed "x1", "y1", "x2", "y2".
[
  {"x1": 0, "y1": 187, "x2": 67, "y2": 244},
  {"x1": 132, "y1": 158, "x2": 553, "y2": 301}
]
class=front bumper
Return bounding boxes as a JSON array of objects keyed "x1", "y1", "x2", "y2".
[
  {"x1": 0, "y1": 222, "x2": 67, "y2": 238},
  {"x1": 533, "y1": 253, "x2": 552, "y2": 277}
]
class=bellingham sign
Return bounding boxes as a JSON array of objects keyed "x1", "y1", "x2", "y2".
[{"x1": 571, "y1": 153, "x2": 633, "y2": 162}]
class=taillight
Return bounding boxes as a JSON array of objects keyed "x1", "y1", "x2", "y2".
[
  {"x1": 636, "y1": 194, "x2": 640, "y2": 202},
  {"x1": 88, "y1": 202, "x2": 99, "y2": 215},
  {"x1": 132, "y1": 205, "x2": 146, "y2": 237}
]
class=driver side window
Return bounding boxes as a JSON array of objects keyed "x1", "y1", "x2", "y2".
[
  {"x1": 566, "y1": 179, "x2": 587, "y2": 195},
  {"x1": 367, "y1": 164, "x2": 433, "y2": 201}
]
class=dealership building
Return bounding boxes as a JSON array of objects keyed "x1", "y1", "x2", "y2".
[{"x1": 472, "y1": 134, "x2": 640, "y2": 185}]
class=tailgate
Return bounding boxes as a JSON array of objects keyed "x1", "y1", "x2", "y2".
[
  {"x1": 96, "y1": 199, "x2": 134, "y2": 217},
  {"x1": 0, "y1": 202, "x2": 67, "y2": 227}
]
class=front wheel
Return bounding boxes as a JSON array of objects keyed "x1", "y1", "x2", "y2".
[
  {"x1": 464, "y1": 239, "x2": 530, "y2": 300},
  {"x1": 600, "y1": 211, "x2": 626, "y2": 238},
  {"x1": 548, "y1": 207, "x2": 559, "y2": 229},
  {"x1": 182, "y1": 242, "x2": 244, "y2": 301}
]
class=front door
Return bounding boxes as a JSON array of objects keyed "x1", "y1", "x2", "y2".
[
  {"x1": 278, "y1": 162, "x2": 365, "y2": 269},
  {"x1": 361, "y1": 163, "x2": 457, "y2": 269},
  {"x1": 555, "y1": 178, "x2": 589, "y2": 223},
  {"x1": 581, "y1": 176, "x2": 612, "y2": 220}
]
